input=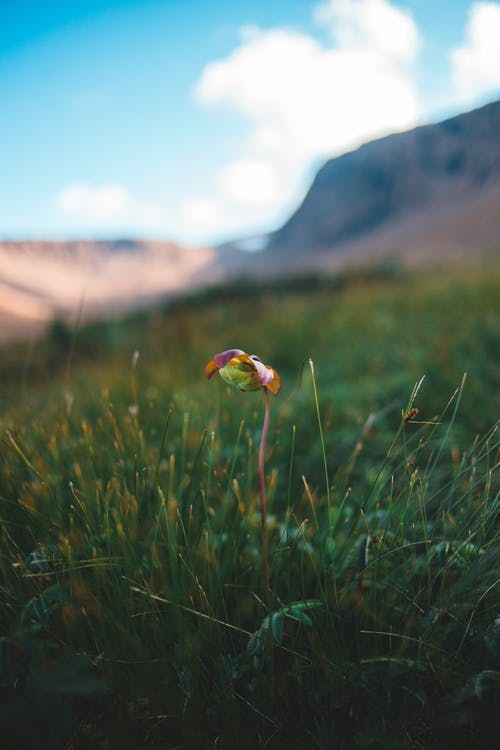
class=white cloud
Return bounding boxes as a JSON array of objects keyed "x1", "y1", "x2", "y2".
[
  {"x1": 315, "y1": 0, "x2": 419, "y2": 62},
  {"x1": 55, "y1": 182, "x2": 162, "y2": 231},
  {"x1": 196, "y1": 23, "x2": 421, "y2": 168},
  {"x1": 217, "y1": 158, "x2": 278, "y2": 205},
  {"x1": 451, "y1": 2, "x2": 500, "y2": 102},
  {"x1": 179, "y1": 195, "x2": 222, "y2": 234},
  {"x1": 56, "y1": 182, "x2": 132, "y2": 220},
  {"x1": 179, "y1": 192, "x2": 275, "y2": 240},
  {"x1": 191, "y1": 0, "x2": 421, "y2": 240}
]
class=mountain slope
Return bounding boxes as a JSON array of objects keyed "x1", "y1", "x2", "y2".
[
  {"x1": 0, "y1": 240, "x2": 219, "y2": 341},
  {"x1": 266, "y1": 99, "x2": 500, "y2": 265}
]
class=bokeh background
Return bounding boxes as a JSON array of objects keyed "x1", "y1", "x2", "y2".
[{"x1": 1, "y1": 4, "x2": 500, "y2": 748}]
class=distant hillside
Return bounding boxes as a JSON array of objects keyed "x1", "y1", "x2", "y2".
[
  {"x1": 265, "y1": 99, "x2": 500, "y2": 267},
  {"x1": 0, "y1": 240, "x2": 219, "y2": 341}
]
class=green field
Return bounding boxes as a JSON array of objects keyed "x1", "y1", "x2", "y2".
[{"x1": 1, "y1": 263, "x2": 499, "y2": 748}]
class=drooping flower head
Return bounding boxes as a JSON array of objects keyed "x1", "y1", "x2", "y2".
[{"x1": 205, "y1": 349, "x2": 281, "y2": 395}]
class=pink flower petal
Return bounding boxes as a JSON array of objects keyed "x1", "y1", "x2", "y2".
[
  {"x1": 250, "y1": 357, "x2": 275, "y2": 387},
  {"x1": 213, "y1": 349, "x2": 246, "y2": 369}
]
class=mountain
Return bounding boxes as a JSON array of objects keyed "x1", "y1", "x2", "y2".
[
  {"x1": 265, "y1": 99, "x2": 500, "y2": 268},
  {"x1": 0, "y1": 240, "x2": 220, "y2": 341}
]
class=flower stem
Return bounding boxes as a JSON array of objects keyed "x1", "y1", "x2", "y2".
[{"x1": 259, "y1": 387, "x2": 271, "y2": 611}]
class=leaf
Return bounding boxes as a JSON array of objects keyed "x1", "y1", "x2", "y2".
[
  {"x1": 20, "y1": 584, "x2": 68, "y2": 625},
  {"x1": 247, "y1": 600, "x2": 322, "y2": 666},
  {"x1": 247, "y1": 634, "x2": 260, "y2": 657},
  {"x1": 286, "y1": 608, "x2": 312, "y2": 627},
  {"x1": 402, "y1": 684, "x2": 427, "y2": 705},
  {"x1": 485, "y1": 617, "x2": 500, "y2": 659},
  {"x1": 474, "y1": 670, "x2": 500, "y2": 701},
  {"x1": 286, "y1": 599, "x2": 322, "y2": 611},
  {"x1": 271, "y1": 613, "x2": 284, "y2": 643},
  {"x1": 25, "y1": 547, "x2": 51, "y2": 574}
]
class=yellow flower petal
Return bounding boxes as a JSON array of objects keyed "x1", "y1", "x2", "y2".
[{"x1": 266, "y1": 368, "x2": 281, "y2": 395}]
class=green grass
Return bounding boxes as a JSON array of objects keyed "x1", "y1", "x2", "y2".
[{"x1": 0, "y1": 263, "x2": 499, "y2": 748}]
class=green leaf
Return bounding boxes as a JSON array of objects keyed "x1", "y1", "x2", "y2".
[
  {"x1": 247, "y1": 634, "x2": 260, "y2": 656},
  {"x1": 485, "y1": 617, "x2": 500, "y2": 659},
  {"x1": 286, "y1": 608, "x2": 313, "y2": 627},
  {"x1": 271, "y1": 613, "x2": 284, "y2": 643},
  {"x1": 475, "y1": 670, "x2": 500, "y2": 701},
  {"x1": 286, "y1": 599, "x2": 322, "y2": 611}
]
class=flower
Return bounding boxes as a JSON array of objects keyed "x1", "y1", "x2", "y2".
[{"x1": 205, "y1": 349, "x2": 281, "y2": 395}]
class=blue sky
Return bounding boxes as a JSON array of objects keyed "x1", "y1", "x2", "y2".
[{"x1": 1, "y1": 0, "x2": 499, "y2": 245}]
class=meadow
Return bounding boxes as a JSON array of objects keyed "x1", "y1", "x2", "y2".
[{"x1": 0, "y1": 262, "x2": 499, "y2": 748}]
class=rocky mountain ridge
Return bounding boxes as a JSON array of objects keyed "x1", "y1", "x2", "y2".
[{"x1": 265, "y1": 98, "x2": 500, "y2": 268}]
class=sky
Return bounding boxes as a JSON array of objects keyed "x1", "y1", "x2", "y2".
[{"x1": 1, "y1": 0, "x2": 500, "y2": 246}]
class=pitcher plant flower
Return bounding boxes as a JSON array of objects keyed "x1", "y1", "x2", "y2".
[
  {"x1": 205, "y1": 349, "x2": 281, "y2": 395},
  {"x1": 206, "y1": 349, "x2": 281, "y2": 609}
]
